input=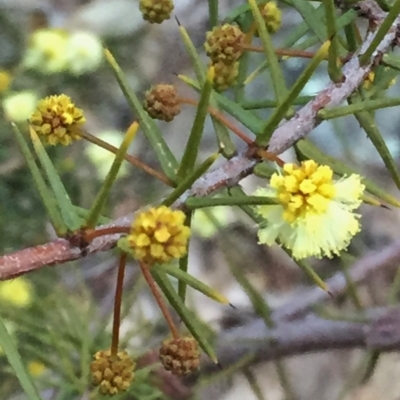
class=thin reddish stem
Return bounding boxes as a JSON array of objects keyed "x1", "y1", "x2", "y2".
[
  {"x1": 139, "y1": 261, "x2": 180, "y2": 340},
  {"x1": 79, "y1": 130, "x2": 174, "y2": 187},
  {"x1": 111, "y1": 253, "x2": 127, "y2": 356},
  {"x1": 179, "y1": 97, "x2": 254, "y2": 145},
  {"x1": 83, "y1": 226, "x2": 130, "y2": 242}
]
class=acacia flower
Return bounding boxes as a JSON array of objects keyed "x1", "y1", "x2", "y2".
[
  {"x1": 254, "y1": 160, "x2": 365, "y2": 260},
  {"x1": 3, "y1": 91, "x2": 38, "y2": 122},
  {"x1": 29, "y1": 94, "x2": 85, "y2": 146},
  {"x1": 127, "y1": 206, "x2": 191, "y2": 265},
  {"x1": 91, "y1": 349, "x2": 135, "y2": 395}
]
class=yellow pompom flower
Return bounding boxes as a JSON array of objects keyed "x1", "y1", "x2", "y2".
[
  {"x1": 127, "y1": 206, "x2": 191, "y2": 265},
  {"x1": 0, "y1": 277, "x2": 33, "y2": 308},
  {"x1": 91, "y1": 349, "x2": 135, "y2": 395},
  {"x1": 254, "y1": 160, "x2": 365, "y2": 260},
  {"x1": 23, "y1": 29, "x2": 69, "y2": 74},
  {"x1": 29, "y1": 94, "x2": 85, "y2": 146}
]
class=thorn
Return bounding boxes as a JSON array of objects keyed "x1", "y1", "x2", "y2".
[
  {"x1": 327, "y1": 290, "x2": 334, "y2": 298},
  {"x1": 216, "y1": 361, "x2": 223, "y2": 370},
  {"x1": 175, "y1": 15, "x2": 181, "y2": 26},
  {"x1": 229, "y1": 302, "x2": 236, "y2": 309},
  {"x1": 380, "y1": 204, "x2": 391, "y2": 210}
]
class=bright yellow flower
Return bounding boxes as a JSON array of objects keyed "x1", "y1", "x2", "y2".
[
  {"x1": 128, "y1": 206, "x2": 191, "y2": 265},
  {"x1": 254, "y1": 160, "x2": 365, "y2": 259},
  {"x1": 29, "y1": 94, "x2": 85, "y2": 146},
  {"x1": 0, "y1": 277, "x2": 33, "y2": 308}
]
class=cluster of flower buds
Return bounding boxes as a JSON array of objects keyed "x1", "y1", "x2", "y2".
[
  {"x1": 204, "y1": 24, "x2": 245, "y2": 92},
  {"x1": 139, "y1": 0, "x2": 174, "y2": 24}
]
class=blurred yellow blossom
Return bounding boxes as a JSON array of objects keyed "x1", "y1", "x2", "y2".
[
  {"x1": 254, "y1": 160, "x2": 365, "y2": 259},
  {"x1": 0, "y1": 277, "x2": 33, "y2": 308},
  {"x1": 28, "y1": 361, "x2": 46, "y2": 377},
  {"x1": 0, "y1": 70, "x2": 12, "y2": 93},
  {"x1": 3, "y1": 91, "x2": 38, "y2": 122},
  {"x1": 23, "y1": 28, "x2": 69, "y2": 74},
  {"x1": 65, "y1": 31, "x2": 103, "y2": 76}
]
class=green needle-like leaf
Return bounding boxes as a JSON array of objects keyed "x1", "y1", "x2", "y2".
[
  {"x1": 155, "y1": 264, "x2": 230, "y2": 305},
  {"x1": 248, "y1": 0, "x2": 287, "y2": 104},
  {"x1": 257, "y1": 40, "x2": 331, "y2": 146},
  {"x1": 29, "y1": 126, "x2": 82, "y2": 232},
  {"x1": 151, "y1": 269, "x2": 218, "y2": 363},
  {"x1": 185, "y1": 195, "x2": 278, "y2": 209},
  {"x1": 162, "y1": 152, "x2": 219, "y2": 207},
  {"x1": 178, "y1": 74, "x2": 264, "y2": 135},
  {"x1": 104, "y1": 48, "x2": 178, "y2": 181},
  {"x1": 12, "y1": 123, "x2": 67, "y2": 236},
  {"x1": 85, "y1": 121, "x2": 139, "y2": 228},
  {"x1": 0, "y1": 316, "x2": 43, "y2": 400},
  {"x1": 177, "y1": 67, "x2": 215, "y2": 180}
]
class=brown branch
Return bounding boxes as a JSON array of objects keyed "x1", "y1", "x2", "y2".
[
  {"x1": 271, "y1": 238, "x2": 400, "y2": 323},
  {"x1": 198, "y1": 307, "x2": 400, "y2": 374},
  {"x1": 0, "y1": 0, "x2": 398, "y2": 279}
]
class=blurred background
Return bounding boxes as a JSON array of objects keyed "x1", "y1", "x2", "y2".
[{"x1": 1, "y1": 0, "x2": 400, "y2": 399}]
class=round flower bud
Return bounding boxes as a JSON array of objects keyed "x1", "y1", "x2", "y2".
[
  {"x1": 212, "y1": 60, "x2": 240, "y2": 92},
  {"x1": 127, "y1": 206, "x2": 191, "y2": 265},
  {"x1": 139, "y1": 0, "x2": 174, "y2": 24},
  {"x1": 29, "y1": 94, "x2": 85, "y2": 146},
  {"x1": 143, "y1": 84, "x2": 181, "y2": 122},
  {"x1": 159, "y1": 336, "x2": 200, "y2": 376},
  {"x1": 255, "y1": 2, "x2": 282, "y2": 35},
  {"x1": 90, "y1": 349, "x2": 135, "y2": 396},
  {"x1": 205, "y1": 24, "x2": 245, "y2": 64}
]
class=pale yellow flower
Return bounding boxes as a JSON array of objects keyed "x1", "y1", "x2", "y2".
[
  {"x1": 3, "y1": 91, "x2": 38, "y2": 122},
  {"x1": 254, "y1": 160, "x2": 365, "y2": 259},
  {"x1": 65, "y1": 31, "x2": 103, "y2": 76},
  {"x1": 23, "y1": 29, "x2": 69, "y2": 74},
  {"x1": 0, "y1": 277, "x2": 33, "y2": 308}
]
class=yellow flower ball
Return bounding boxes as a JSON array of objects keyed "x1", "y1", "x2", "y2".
[
  {"x1": 2, "y1": 91, "x2": 38, "y2": 122},
  {"x1": 128, "y1": 206, "x2": 191, "y2": 265},
  {"x1": 29, "y1": 94, "x2": 86, "y2": 146}
]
